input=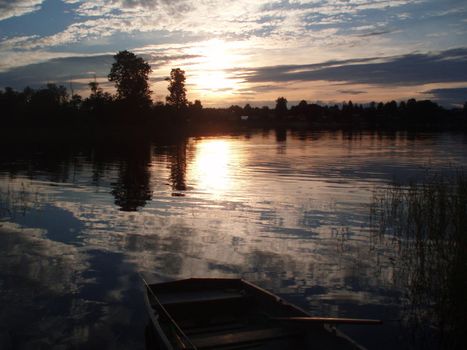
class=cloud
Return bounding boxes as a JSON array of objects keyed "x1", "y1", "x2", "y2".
[
  {"x1": 1, "y1": 1, "x2": 466, "y2": 105},
  {"x1": 356, "y1": 29, "x2": 393, "y2": 37},
  {"x1": 7, "y1": 19, "x2": 126, "y2": 49},
  {"x1": 424, "y1": 87, "x2": 467, "y2": 107},
  {"x1": 71, "y1": 0, "x2": 195, "y2": 19},
  {"x1": 237, "y1": 48, "x2": 467, "y2": 86},
  {"x1": 0, "y1": 52, "x2": 199, "y2": 90},
  {"x1": 0, "y1": 0, "x2": 44, "y2": 21},
  {"x1": 2, "y1": 0, "x2": 419, "y2": 49},
  {"x1": 338, "y1": 89, "x2": 366, "y2": 95},
  {"x1": 0, "y1": 54, "x2": 114, "y2": 89},
  {"x1": 0, "y1": 0, "x2": 453, "y2": 73}
]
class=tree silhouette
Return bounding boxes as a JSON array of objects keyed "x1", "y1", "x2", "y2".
[
  {"x1": 166, "y1": 68, "x2": 188, "y2": 111},
  {"x1": 69, "y1": 93, "x2": 83, "y2": 110},
  {"x1": 22, "y1": 86, "x2": 34, "y2": 104},
  {"x1": 29, "y1": 83, "x2": 69, "y2": 119},
  {"x1": 89, "y1": 81, "x2": 102, "y2": 97},
  {"x1": 108, "y1": 50, "x2": 152, "y2": 109},
  {"x1": 243, "y1": 103, "x2": 253, "y2": 115},
  {"x1": 296, "y1": 100, "x2": 308, "y2": 115},
  {"x1": 189, "y1": 99, "x2": 203, "y2": 114},
  {"x1": 83, "y1": 81, "x2": 113, "y2": 114},
  {"x1": 1, "y1": 80, "x2": 464, "y2": 130},
  {"x1": 275, "y1": 97, "x2": 288, "y2": 118}
]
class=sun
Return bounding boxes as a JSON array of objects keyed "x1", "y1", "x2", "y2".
[
  {"x1": 195, "y1": 71, "x2": 235, "y2": 92},
  {"x1": 199, "y1": 39, "x2": 230, "y2": 69},
  {"x1": 188, "y1": 39, "x2": 243, "y2": 96}
]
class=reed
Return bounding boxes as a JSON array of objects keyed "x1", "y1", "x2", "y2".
[
  {"x1": 0, "y1": 183, "x2": 39, "y2": 220},
  {"x1": 371, "y1": 171, "x2": 467, "y2": 349}
]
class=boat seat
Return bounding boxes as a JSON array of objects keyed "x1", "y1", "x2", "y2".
[
  {"x1": 190, "y1": 327, "x2": 299, "y2": 349},
  {"x1": 157, "y1": 290, "x2": 246, "y2": 306}
]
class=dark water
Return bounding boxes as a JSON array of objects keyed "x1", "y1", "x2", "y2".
[{"x1": 1, "y1": 130, "x2": 466, "y2": 349}]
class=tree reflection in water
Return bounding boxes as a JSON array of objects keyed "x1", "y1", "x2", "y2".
[
  {"x1": 371, "y1": 172, "x2": 467, "y2": 349},
  {"x1": 111, "y1": 141, "x2": 153, "y2": 211},
  {"x1": 108, "y1": 135, "x2": 190, "y2": 209},
  {"x1": 168, "y1": 141, "x2": 187, "y2": 192}
]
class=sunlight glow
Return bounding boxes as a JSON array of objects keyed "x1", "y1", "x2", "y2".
[
  {"x1": 188, "y1": 40, "x2": 243, "y2": 96},
  {"x1": 191, "y1": 139, "x2": 242, "y2": 198}
]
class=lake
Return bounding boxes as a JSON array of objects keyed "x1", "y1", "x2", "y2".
[{"x1": 1, "y1": 129, "x2": 466, "y2": 349}]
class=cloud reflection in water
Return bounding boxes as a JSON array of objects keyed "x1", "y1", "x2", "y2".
[{"x1": 1, "y1": 130, "x2": 467, "y2": 349}]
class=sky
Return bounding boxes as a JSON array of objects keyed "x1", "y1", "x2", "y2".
[{"x1": 0, "y1": 0, "x2": 466, "y2": 107}]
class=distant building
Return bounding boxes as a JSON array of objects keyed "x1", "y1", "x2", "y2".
[{"x1": 240, "y1": 115, "x2": 249, "y2": 121}]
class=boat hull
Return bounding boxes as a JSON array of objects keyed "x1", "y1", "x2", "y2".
[{"x1": 144, "y1": 278, "x2": 365, "y2": 350}]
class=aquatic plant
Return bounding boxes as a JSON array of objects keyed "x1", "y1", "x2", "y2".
[
  {"x1": 371, "y1": 171, "x2": 467, "y2": 349},
  {"x1": 0, "y1": 183, "x2": 40, "y2": 220}
]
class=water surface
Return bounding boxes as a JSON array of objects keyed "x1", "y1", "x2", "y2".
[{"x1": 1, "y1": 130, "x2": 466, "y2": 349}]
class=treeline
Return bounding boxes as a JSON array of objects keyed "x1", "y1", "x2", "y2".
[
  {"x1": 0, "y1": 50, "x2": 200, "y2": 129},
  {"x1": 0, "y1": 82, "x2": 203, "y2": 128},
  {"x1": 230, "y1": 97, "x2": 467, "y2": 129},
  {"x1": 1, "y1": 50, "x2": 466, "y2": 131}
]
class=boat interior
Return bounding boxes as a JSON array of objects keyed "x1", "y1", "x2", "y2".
[{"x1": 147, "y1": 278, "x2": 357, "y2": 350}]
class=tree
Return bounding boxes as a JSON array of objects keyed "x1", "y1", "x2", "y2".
[
  {"x1": 108, "y1": 50, "x2": 152, "y2": 109},
  {"x1": 88, "y1": 81, "x2": 112, "y2": 102},
  {"x1": 275, "y1": 97, "x2": 288, "y2": 118},
  {"x1": 166, "y1": 68, "x2": 188, "y2": 111},
  {"x1": 243, "y1": 103, "x2": 253, "y2": 115},
  {"x1": 84, "y1": 81, "x2": 113, "y2": 113},
  {"x1": 228, "y1": 105, "x2": 243, "y2": 116},
  {"x1": 89, "y1": 81, "x2": 103, "y2": 97},
  {"x1": 30, "y1": 84, "x2": 68, "y2": 109},
  {"x1": 189, "y1": 99, "x2": 203, "y2": 113},
  {"x1": 69, "y1": 93, "x2": 83, "y2": 110},
  {"x1": 384, "y1": 100, "x2": 397, "y2": 115},
  {"x1": 22, "y1": 86, "x2": 34, "y2": 104},
  {"x1": 296, "y1": 100, "x2": 308, "y2": 115}
]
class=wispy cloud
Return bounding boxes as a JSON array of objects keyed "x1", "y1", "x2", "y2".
[
  {"x1": 1, "y1": 0, "x2": 467, "y2": 105},
  {"x1": 0, "y1": 52, "x2": 201, "y2": 90},
  {"x1": 338, "y1": 89, "x2": 367, "y2": 95},
  {"x1": 0, "y1": 54, "x2": 114, "y2": 88},
  {"x1": 237, "y1": 48, "x2": 467, "y2": 86},
  {"x1": 0, "y1": 0, "x2": 44, "y2": 21},
  {"x1": 1, "y1": 0, "x2": 426, "y2": 49},
  {"x1": 424, "y1": 87, "x2": 467, "y2": 106}
]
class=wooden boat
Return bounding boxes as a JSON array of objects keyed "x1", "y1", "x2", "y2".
[{"x1": 143, "y1": 278, "x2": 379, "y2": 350}]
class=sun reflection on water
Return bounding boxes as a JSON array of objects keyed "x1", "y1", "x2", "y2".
[{"x1": 191, "y1": 139, "x2": 243, "y2": 198}]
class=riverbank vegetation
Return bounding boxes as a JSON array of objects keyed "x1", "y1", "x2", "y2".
[
  {"x1": 371, "y1": 171, "x2": 467, "y2": 349},
  {"x1": 1, "y1": 50, "x2": 466, "y2": 133}
]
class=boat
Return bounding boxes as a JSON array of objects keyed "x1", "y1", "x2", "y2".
[{"x1": 143, "y1": 278, "x2": 380, "y2": 350}]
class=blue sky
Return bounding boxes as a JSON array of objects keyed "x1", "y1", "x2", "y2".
[{"x1": 0, "y1": 0, "x2": 466, "y2": 106}]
